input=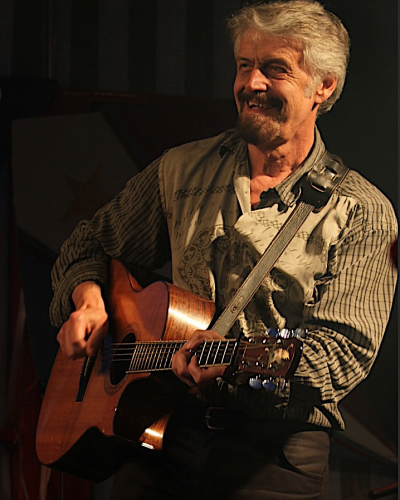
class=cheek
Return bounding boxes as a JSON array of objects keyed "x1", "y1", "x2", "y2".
[
  {"x1": 233, "y1": 76, "x2": 241, "y2": 94},
  {"x1": 281, "y1": 93, "x2": 303, "y2": 112},
  {"x1": 233, "y1": 78, "x2": 243, "y2": 109}
]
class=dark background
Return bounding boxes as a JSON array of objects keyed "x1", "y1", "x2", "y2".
[{"x1": 0, "y1": 1, "x2": 397, "y2": 497}]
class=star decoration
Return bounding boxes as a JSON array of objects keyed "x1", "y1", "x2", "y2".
[{"x1": 61, "y1": 164, "x2": 114, "y2": 221}]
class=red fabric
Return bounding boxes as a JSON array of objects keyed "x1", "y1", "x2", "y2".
[
  {"x1": 45, "y1": 471, "x2": 93, "y2": 500},
  {"x1": 4, "y1": 209, "x2": 93, "y2": 500},
  {"x1": 5, "y1": 340, "x2": 93, "y2": 500},
  {"x1": 9, "y1": 344, "x2": 41, "y2": 500}
]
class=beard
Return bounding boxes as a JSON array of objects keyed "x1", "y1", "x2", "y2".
[
  {"x1": 237, "y1": 113, "x2": 282, "y2": 146},
  {"x1": 236, "y1": 91, "x2": 287, "y2": 147}
]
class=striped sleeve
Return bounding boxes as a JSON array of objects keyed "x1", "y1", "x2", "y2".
[
  {"x1": 288, "y1": 171, "x2": 398, "y2": 424},
  {"x1": 49, "y1": 157, "x2": 170, "y2": 327}
]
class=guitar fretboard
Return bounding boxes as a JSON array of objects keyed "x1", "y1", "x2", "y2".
[{"x1": 111, "y1": 339, "x2": 238, "y2": 374}]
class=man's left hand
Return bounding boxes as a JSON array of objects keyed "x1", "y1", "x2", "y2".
[{"x1": 172, "y1": 330, "x2": 226, "y2": 387}]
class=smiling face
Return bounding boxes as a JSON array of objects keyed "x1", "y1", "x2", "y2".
[{"x1": 234, "y1": 31, "x2": 334, "y2": 152}]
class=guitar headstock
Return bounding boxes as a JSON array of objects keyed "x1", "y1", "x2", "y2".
[
  {"x1": 237, "y1": 337, "x2": 298, "y2": 377},
  {"x1": 223, "y1": 332, "x2": 303, "y2": 390}
]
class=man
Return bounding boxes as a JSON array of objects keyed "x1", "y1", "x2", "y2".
[{"x1": 50, "y1": 1, "x2": 397, "y2": 499}]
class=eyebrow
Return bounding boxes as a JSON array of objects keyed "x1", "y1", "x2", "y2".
[{"x1": 236, "y1": 55, "x2": 292, "y2": 68}]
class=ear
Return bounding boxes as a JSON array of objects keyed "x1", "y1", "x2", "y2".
[{"x1": 314, "y1": 74, "x2": 337, "y2": 104}]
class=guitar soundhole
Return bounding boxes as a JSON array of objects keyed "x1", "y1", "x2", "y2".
[{"x1": 109, "y1": 333, "x2": 136, "y2": 385}]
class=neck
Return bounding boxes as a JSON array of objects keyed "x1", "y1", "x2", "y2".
[
  {"x1": 247, "y1": 135, "x2": 314, "y2": 207},
  {"x1": 250, "y1": 135, "x2": 312, "y2": 172}
]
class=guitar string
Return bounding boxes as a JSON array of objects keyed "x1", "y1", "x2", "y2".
[
  {"x1": 102, "y1": 343, "x2": 238, "y2": 371},
  {"x1": 103, "y1": 343, "x2": 286, "y2": 357},
  {"x1": 100, "y1": 339, "x2": 241, "y2": 369},
  {"x1": 103, "y1": 344, "x2": 239, "y2": 361},
  {"x1": 105, "y1": 342, "x2": 282, "y2": 352},
  {"x1": 99, "y1": 341, "x2": 294, "y2": 374}
]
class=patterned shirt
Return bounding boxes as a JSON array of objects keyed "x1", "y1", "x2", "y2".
[{"x1": 50, "y1": 128, "x2": 398, "y2": 430}]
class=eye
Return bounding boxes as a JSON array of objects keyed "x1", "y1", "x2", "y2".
[
  {"x1": 267, "y1": 65, "x2": 288, "y2": 77},
  {"x1": 237, "y1": 60, "x2": 253, "y2": 73}
]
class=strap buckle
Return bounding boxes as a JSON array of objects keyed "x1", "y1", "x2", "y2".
[{"x1": 300, "y1": 153, "x2": 349, "y2": 212}]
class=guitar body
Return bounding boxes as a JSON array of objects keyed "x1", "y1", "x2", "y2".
[{"x1": 36, "y1": 260, "x2": 215, "y2": 482}]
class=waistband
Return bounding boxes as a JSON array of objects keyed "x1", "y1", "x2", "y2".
[{"x1": 175, "y1": 398, "x2": 333, "y2": 436}]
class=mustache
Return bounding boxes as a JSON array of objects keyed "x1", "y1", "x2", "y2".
[{"x1": 238, "y1": 91, "x2": 282, "y2": 109}]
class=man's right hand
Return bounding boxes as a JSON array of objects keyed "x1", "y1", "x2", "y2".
[{"x1": 56, "y1": 281, "x2": 109, "y2": 359}]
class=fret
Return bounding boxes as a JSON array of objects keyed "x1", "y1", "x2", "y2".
[
  {"x1": 197, "y1": 339, "x2": 235, "y2": 367},
  {"x1": 163, "y1": 342, "x2": 174, "y2": 369},
  {"x1": 198, "y1": 341, "x2": 208, "y2": 366},
  {"x1": 147, "y1": 342, "x2": 157, "y2": 371},
  {"x1": 174, "y1": 341, "x2": 185, "y2": 363},
  {"x1": 144, "y1": 342, "x2": 154, "y2": 371},
  {"x1": 138, "y1": 343, "x2": 147, "y2": 371},
  {"x1": 139, "y1": 343, "x2": 148, "y2": 371},
  {"x1": 124, "y1": 339, "x2": 242, "y2": 373},
  {"x1": 209, "y1": 341, "x2": 218, "y2": 365},
  {"x1": 135, "y1": 343, "x2": 143, "y2": 371},
  {"x1": 125, "y1": 341, "x2": 187, "y2": 373},
  {"x1": 119, "y1": 334, "x2": 298, "y2": 381},
  {"x1": 128, "y1": 344, "x2": 137, "y2": 372},
  {"x1": 212, "y1": 340, "x2": 221, "y2": 365},
  {"x1": 126, "y1": 339, "x2": 240, "y2": 373},
  {"x1": 155, "y1": 342, "x2": 163, "y2": 370},
  {"x1": 199, "y1": 341, "x2": 209, "y2": 366},
  {"x1": 196, "y1": 339, "x2": 223, "y2": 367},
  {"x1": 219, "y1": 340, "x2": 230, "y2": 365},
  {"x1": 132, "y1": 343, "x2": 140, "y2": 371},
  {"x1": 203, "y1": 342, "x2": 212, "y2": 366},
  {"x1": 160, "y1": 341, "x2": 173, "y2": 369},
  {"x1": 214, "y1": 341, "x2": 223, "y2": 365},
  {"x1": 221, "y1": 339, "x2": 230, "y2": 365},
  {"x1": 162, "y1": 342, "x2": 171, "y2": 369}
]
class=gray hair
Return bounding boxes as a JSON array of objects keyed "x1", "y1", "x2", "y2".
[{"x1": 227, "y1": 0, "x2": 350, "y2": 115}]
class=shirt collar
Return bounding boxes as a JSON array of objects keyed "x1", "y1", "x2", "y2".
[
  {"x1": 220, "y1": 127, "x2": 327, "y2": 209},
  {"x1": 275, "y1": 127, "x2": 326, "y2": 207},
  {"x1": 219, "y1": 129, "x2": 246, "y2": 159}
]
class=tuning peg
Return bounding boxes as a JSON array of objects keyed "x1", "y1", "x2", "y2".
[
  {"x1": 279, "y1": 328, "x2": 291, "y2": 338},
  {"x1": 265, "y1": 326, "x2": 308, "y2": 340},
  {"x1": 248, "y1": 377, "x2": 262, "y2": 389},
  {"x1": 265, "y1": 327, "x2": 278, "y2": 338},
  {"x1": 262, "y1": 378, "x2": 277, "y2": 391},
  {"x1": 294, "y1": 327, "x2": 307, "y2": 338}
]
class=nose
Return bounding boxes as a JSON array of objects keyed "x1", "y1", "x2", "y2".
[{"x1": 245, "y1": 68, "x2": 268, "y2": 92}]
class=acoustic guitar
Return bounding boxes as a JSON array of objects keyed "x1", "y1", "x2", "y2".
[{"x1": 36, "y1": 259, "x2": 302, "y2": 482}]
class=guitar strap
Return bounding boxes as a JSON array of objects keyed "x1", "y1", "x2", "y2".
[{"x1": 211, "y1": 152, "x2": 349, "y2": 337}]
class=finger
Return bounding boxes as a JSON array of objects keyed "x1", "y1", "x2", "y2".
[
  {"x1": 188, "y1": 357, "x2": 226, "y2": 386},
  {"x1": 85, "y1": 318, "x2": 109, "y2": 356},
  {"x1": 171, "y1": 348, "x2": 197, "y2": 387},
  {"x1": 57, "y1": 330, "x2": 86, "y2": 359}
]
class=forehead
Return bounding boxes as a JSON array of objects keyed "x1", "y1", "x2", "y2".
[{"x1": 236, "y1": 30, "x2": 305, "y2": 66}]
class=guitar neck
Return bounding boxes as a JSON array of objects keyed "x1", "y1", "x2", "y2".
[{"x1": 113, "y1": 339, "x2": 237, "y2": 374}]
